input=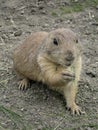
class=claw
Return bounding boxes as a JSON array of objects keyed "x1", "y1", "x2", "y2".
[
  {"x1": 66, "y1": 107, "x2": 71, "y2": 111},
  {"x1": 18, "y1": 79, "x2": 29, "y2": 90},
  {"x1": 66, "y1": 103, "x2": 85, "y2": 115}
]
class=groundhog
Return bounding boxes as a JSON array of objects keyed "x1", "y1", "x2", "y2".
[{"x1": 13, "y1": 28, "x2": 83, "y2": 115}]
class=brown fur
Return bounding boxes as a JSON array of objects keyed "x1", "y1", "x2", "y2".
[{"x1": 13, "y1": 28, "x2": 84, "y2": 115}]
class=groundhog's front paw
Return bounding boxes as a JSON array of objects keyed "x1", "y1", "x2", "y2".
[
  {"x1": 62, "y1": 70, "x2": 75, "y2": 81},
  {"x1": 18, "y1": 78, "x2": 29, "y2": 90},
  {"x1": 66, "y1": 103, "x2": 85, "y2": 115}
]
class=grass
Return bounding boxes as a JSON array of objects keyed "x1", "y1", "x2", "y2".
[
  {"x1": 51, "y1": 12, "x2": 58, "y2": 17},
  {"x1": 79, "y1": 123, "x2": 98, "y2": 130},
  {"x1": 0, "y1": 105, "x2": 32, "y2": 130},
  {"x1": 81, "y1": 0, "x2": 98, "y2": 6},
  {"x1": 52, "y1": 112, "x2": 98, "y2": 130},
  {"x1": 0, "y1": 105, "x2": 98, "y2": 130},
  {"x1": 51, "y1": 0, "x2": 98, "y2": 16},
  {"x1": 0, "y1": 125, "x2": 10, "y2": 130},
  {"x1": 60, "y1": 4, "x2": 83, "y2": 14}
]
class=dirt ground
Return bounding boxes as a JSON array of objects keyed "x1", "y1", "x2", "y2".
[{"x1": 0, "y1": 0, "x2": 98, "y2": 130}]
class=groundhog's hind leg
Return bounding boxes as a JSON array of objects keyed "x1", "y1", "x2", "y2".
[{"x1": 14, "y1": 69, "x2": 30, "y2": 90}]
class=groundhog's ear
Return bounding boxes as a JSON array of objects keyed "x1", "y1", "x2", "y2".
[{"x1": 53, "y1": 38, "x2": 58, "y2": 46}]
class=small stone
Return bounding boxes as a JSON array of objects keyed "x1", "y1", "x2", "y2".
[
  {"x1": 21, "y1": 108, "x2": 24, "y2": 111},
  {"x1": 31, "y1": 8, "x2": 36, "y2": 13},
  {"x1": 20, "y1": 10, "x2": 24, "y2": 15},
  {"x1": 73, "y1": 0, "x2": 78, "y2": 2},
  {"x1": 85, "y1": 31, "x2": 91, "y2": 35},
  {"x1": 40, "y1": 10, "x2": 47, "y2": 14},
  {"x1": 37, "y1": 125, "x2": 43, "y2": 130},
  {"x1": 86, "y1": 127, "x2": 91, "y2": 130},
  {"x1": 93, "y1": 97, "x2": 97, "y2": 100},
  {"x1": 38, "y1": 5, "x2": 44, "y2": 10},
  {"x1": 55, "y1": 18, "x2": 63, "y2": 23},
  {"x1": 3, "y1": 95, "x2": 6, "y2": 99},
  {"x1": 2, "y1": 34, "x2": 8, "y2": 39},
  {"x1": 43, "y1": 23, "x2": 49, "y2": 27},
  {"x1": 86, "y1": 70, "x2": 96, "y2": 78},
  {"x1": 14, "y1": 30, "x2": 22, "y2": 36}
]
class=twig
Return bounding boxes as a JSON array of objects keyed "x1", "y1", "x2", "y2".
[
  {"x1": 53, "y1": 118, "x2": 64, "y2": 130},
  {"x1": 10, "y1": 16, "x2": 16, "y2": 27},
  {"x1": 0, "y1": 37, "x2": 5, "y2": 44}
]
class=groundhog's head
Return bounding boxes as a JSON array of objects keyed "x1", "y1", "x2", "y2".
[{"x1": 40, "y1": 28, "x2": 81, "y2": 67}]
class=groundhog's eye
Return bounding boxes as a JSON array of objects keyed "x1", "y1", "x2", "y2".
[{"x1": 53, "y1": 38, "x2": 58, "y2": 46}]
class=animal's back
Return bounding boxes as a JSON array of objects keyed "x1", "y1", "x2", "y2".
[{"x1": 13, "y1": 31, "x2": 48, "y2": 80}]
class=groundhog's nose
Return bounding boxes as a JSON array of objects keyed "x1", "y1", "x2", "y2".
[{"x1": 65, "y1": 51, "x2": 74, "y2": 66}]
